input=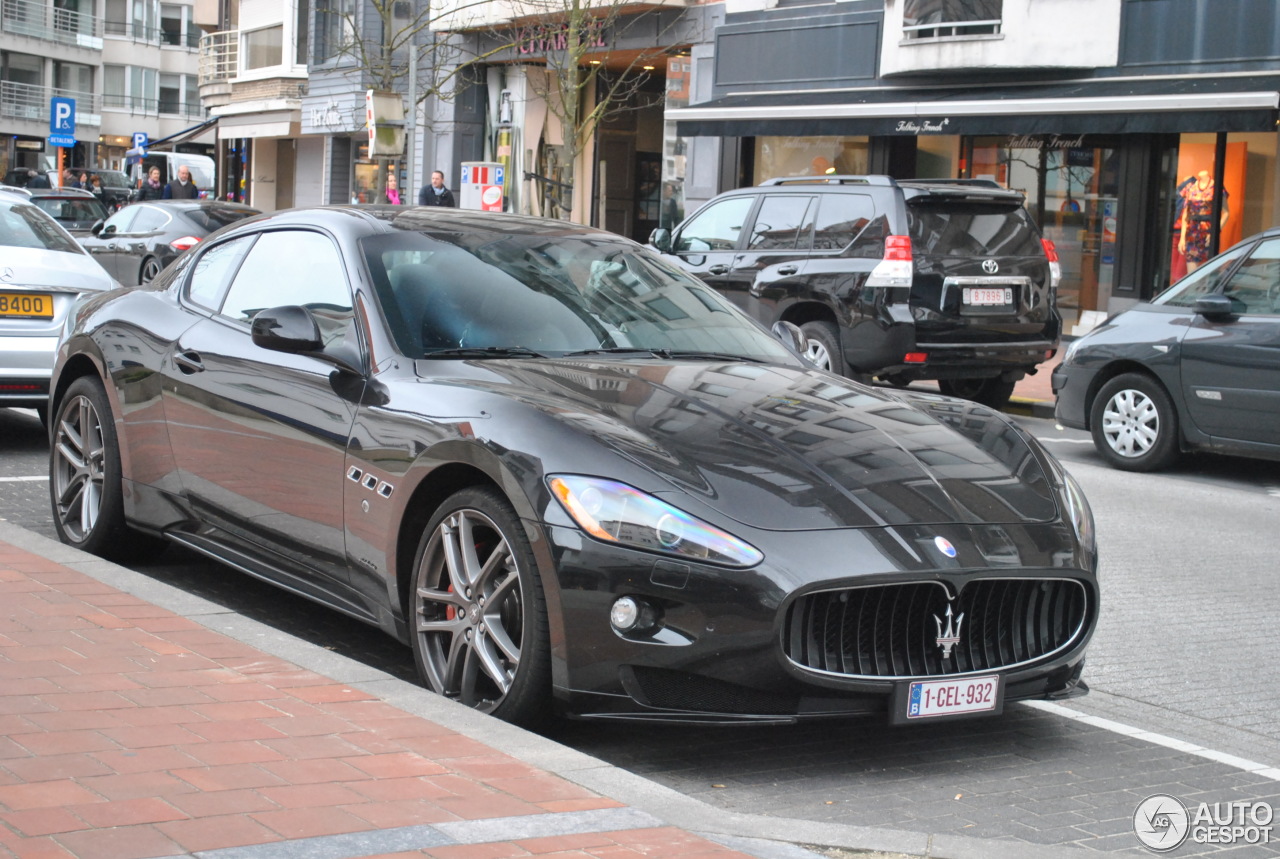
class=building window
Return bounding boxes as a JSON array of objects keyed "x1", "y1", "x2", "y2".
[
  {"x1": 160, "y1": 3, "x2": 194, "y2": 46},
  {"x1": 5, "y1": 52, "x2": 44, "y2": 87},
  {"x1": 103, "y1": 63, "x2": 158, "y2": 112},
  {"x1": 54, "y1": 61, "x2": 93, "y2": 94},
  {"x1": 314, "y1": 0, "x2": 355, "y2": 63},
  {"x1": 903, "y1": 0, "x2": 1002, "y2": 39},
  {"x1": 243, "y1": 25, "x2": 283, "y2": 70}
]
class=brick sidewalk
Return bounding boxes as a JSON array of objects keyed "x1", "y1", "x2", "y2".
[{"x1": 0, "y1": 539, "x2": 760, "y2": 859}]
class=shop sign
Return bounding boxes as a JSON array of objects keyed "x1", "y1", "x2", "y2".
[
  {"x1": 1006, "y1": 134, "x2": 1087, "y2": 151},
  {"x1": 516, "y1": 21, "x2": 607, "y2": 55},
  {"x1": 894, "y1": 118, "x2": 951, "y2": 134},
  {"x1": 310, "y1": 100, "x2": 348, "y2": 131}
]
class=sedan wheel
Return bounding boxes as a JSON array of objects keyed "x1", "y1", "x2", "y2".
[
  {"x1": 140, "y1": 257, "x2": 162, "y2": 284},
  {"x1": 1090, "y1": 372, "x2": 1180, "y2": 471},
  {"x1": 49, "y1": 378, "x2": 161, "y2": 561},
  {"x1": 410, "y1": 488, "x2": 550, "y2": 726}
]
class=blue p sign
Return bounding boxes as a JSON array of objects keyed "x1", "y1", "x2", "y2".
[
  {"x1": 132, "y1": 132, "x2": 148, "y2": 151},
  {"x1": 50, "y1": 97, "x2": 75, "y2": 133}
]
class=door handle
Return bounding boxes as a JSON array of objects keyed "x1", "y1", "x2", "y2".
[
  {"x1": 708, "y1": 264, "x2": 729, "y2": 275},
  {"x1": 777, "y1": 265, "x2": 798, "y2": 275},
  {"x1": 174, "y1": 351, "x2": 204, "y2": 374}
]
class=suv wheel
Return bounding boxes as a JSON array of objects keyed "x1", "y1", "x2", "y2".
[
  {"x1": 938, "y1": 378, "x2": 1016, "y2": 410},
  {"x1": 800, "y1": 321, "x2": 846, "y2": 375}
]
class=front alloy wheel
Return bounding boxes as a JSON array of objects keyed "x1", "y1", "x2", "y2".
[{"x1": 410, "y1": 488, "x2": 549, "y2": 725}]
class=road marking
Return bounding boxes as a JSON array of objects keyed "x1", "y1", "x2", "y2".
[
  {"x1": 1023, "y1": 700, "x2": 1280, "y2": 781},
  {"x1": 0, "y1": 476, "x2": 46, "y2": 482}
]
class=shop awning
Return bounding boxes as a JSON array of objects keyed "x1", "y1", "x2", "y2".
[
  {"x1": 147, "y1": 117, "x2": 218, "y2": 151},
  {"x1": 670, "y1": 75, "x2": 1280, "y2": 138}
]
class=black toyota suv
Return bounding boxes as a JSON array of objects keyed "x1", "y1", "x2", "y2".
[{"x1": 650, "y1": 175, "x2": 1062, "y2": 408}]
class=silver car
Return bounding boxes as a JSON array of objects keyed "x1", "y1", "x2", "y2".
[{"x1": 0, "y1": 194, "x2": 117, "y2": 421}]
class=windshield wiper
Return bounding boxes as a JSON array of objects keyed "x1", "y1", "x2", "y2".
[
  {"x1": 422, "y1": 346, "x2": 549, "y2": 359},
  {"x1": 652, "y1": 350, "x2": 768, "y2": 363},
  {"x1": 562, "y1": 347, "x2": 665, "y2": 358}
]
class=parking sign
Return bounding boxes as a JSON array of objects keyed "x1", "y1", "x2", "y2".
[{"x1": 49, "y1": 97, "x2": 76, "y2": 147}]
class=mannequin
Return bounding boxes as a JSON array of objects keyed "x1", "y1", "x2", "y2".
[{"x1": 1178, "y1": 170, "x2": 1229, "y2": 272}]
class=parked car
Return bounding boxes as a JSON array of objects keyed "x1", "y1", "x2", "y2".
[
  {"x1": 0, "y1": 195, "x2": 116, "y2": 421},
  {"x1": 0, "y1": 186, "x2": 109, "y2": 237},
  {"x1": 50, "y1": 205, "x2": 1098, "y2": 726},
  {"x1": 1054, "y1": 227, "x2": 1280, "y2": 471},
  {"x1": 650, "y1": 175, "x2": 1063, "y2": 409},
  {"x1": 78, "y1": 200, "x2": 261, "y2": 285},
  {"x1": 2, "y1": 168, "x2": 137, "y2": 211}
]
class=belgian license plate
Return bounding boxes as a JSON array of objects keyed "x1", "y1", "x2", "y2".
[
  {"x1": 963, "y1": 287, "x2": 1012, "y2": 306},
  {"x1": 898, "y1": 675, "x2": 1001, "y2": 722},
  {"x1": 0, "y1": 293, "x2": 53, "y2": 319}
]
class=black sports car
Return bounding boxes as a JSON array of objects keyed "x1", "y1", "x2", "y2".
[
  {"x1": 78, "y1": 200, "x2": 260, "y2": 285},
  {"x1": 50, "y1": 206, "x2": 1098, "y2": 726}
]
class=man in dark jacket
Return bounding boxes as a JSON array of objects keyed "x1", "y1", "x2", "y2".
[
  {"x1": 26, "y1": 169, "x2": 50, "y2": 188},
  {"x1": 417, "y1": 170, "x2": 456, "y2": 207},
  {"x1": 163, "y1": 165, "x2": 199, "y2": 199}
]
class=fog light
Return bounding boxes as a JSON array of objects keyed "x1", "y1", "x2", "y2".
[{"x1": 610, "y1": 596, "x2": 656, "y2": 632}]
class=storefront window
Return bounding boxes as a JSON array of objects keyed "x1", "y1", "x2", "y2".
[
  {"x1": 660, "y1": 55, "x2": 691, "y2": 230},
  {"x1": 1167, "y1": 133, "x2": 1276, "y2": 286},
  {"x1": 352, "y1": 143, "x2": 401, "y2": 205},
  {"x1": 752, "y1": 136, "x2": 868, "y2": 185}
]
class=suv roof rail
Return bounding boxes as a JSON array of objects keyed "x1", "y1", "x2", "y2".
[
  {"x1": 900, "y1": 178, "x2": 1005, "y2": 189},
  {"x1": 759, "y1": 175, "x2": 897, "y2": 187}
]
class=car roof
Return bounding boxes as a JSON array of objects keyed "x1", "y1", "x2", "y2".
[
  {"x1": 1, "y1": 186, "x2": 99, "y2": 200},
  {"x1": 226, "y1": 205, "x2": 625, "y2": 241}
]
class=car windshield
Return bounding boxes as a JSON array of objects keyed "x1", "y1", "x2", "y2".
[
  {"x1": 360, "y1": 227, "x2": 796, "y2": 363},
  {"x1": 0, "y1": 201, "x2": 82, "y2": 253},
  {"x1": 31, "y1": 197, "x2": 105, "y2": 223},
  {"x1": 1151, "y1": 241, "x2": 1251, "y2": 307},
  {"x1": 96, "y1": 171, "x2": 131, "y2": 189}
]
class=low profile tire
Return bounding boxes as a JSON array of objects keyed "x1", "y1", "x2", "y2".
[
  {"x1": 800, "y1": 320, "x2": 847, "y2": 376},
  {"x1": 938, "y1": 377, "x2": 1017, "y2": 410},
  {"x1": 1090, "y1": 372, "x2": 1180, "y2": 472},
  {"x1": 139, "y1": 257, "x2": 162, "y2": 284},
  {"x1": 410, "y1": 487, "x2": 551, "y2": 726},
  {"x1": 49, "y1": 377, "x2": 163, "y2": 562}
]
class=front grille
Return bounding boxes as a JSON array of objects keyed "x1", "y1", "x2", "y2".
[{"x1": 783, "y1": 578, "x2": 1088, "y2": 679}]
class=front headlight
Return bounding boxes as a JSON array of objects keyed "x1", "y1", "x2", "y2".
[
  {"x1": 548, "y1": 475, "x2": 763, "y2": 568},
  {"x1": 1061, "y1": 471, "x2": 1095, "y2": 553}
]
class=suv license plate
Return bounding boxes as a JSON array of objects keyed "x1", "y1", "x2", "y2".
[
  {"x1": 902, "y1": 675, "x2": 1000, "y2": 721},
  {"x1": 963, "y1": 287, "x2": 1013, "y2": 306},
  {"x1": 0, "y1": 293, "x2": 52, "y2": 319}
]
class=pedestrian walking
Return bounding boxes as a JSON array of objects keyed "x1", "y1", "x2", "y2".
[
  {"x1": 137, "y1": 166, "x2": 164, "y2": 200},
  {"x1": 418, "y1": 170, "x2": 456, "y2": 207},
  {"x1": 386, "y1": 174, "x2": 402, "y2": 205},
  {"x1": 163, "y1": 165, "x2": 199, "y2": 200}
]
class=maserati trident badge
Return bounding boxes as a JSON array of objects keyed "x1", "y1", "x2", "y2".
[{"x1": 934, "y1": 604, "x2": 964, "y2": 658}]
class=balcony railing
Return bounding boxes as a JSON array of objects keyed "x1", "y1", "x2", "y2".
[
  {"x1": 1, "y1": 0, "x2": 103, "y2": 48},
  {"x1": 199, "y1": 29, "x2": 239, "y2": 85},
  {"x1": 0, "y1": 81, "x2": 103, "y2": 126},
  {"x1": 102, "y1": 92, "x2": 205, "y2": 118},
  {"x1": 102, "y1": 19, "x2": 199, "y2": 47}
]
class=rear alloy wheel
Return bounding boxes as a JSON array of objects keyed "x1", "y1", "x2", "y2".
[
  {"x1": 140, "y1": 257, "x2": 162, "y2": 284},
  {"x1": 800, "y1": 320, "x2": 847, "y2": 376},
  {"x1": 938, "y1": 377, "x2": 1017, "y2": 410},
  {"x1": 1090, "y1": 372, "x2": 1180, "y2": 471},
  {"x1": 410, "y1": 487, "x2": 551, "y2": 726},
  {"x1": 50, "y1": 377, "x2": 162, "y2": 561}
]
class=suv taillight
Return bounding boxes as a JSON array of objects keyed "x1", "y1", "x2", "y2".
[
  {"x1": 867, "y1": 235, "x2": 913, "y2": 287},
  {"x1": 1041, "y1": 238, "x2": 1062, "y2": 290}
]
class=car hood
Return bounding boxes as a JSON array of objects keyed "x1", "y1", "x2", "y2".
[
  {"x1": 451, "y1": 359, "x2": 1060, "y2": 531},
  {"x1": 2, "y1": 247, "x2": 114, "y2": 291}
]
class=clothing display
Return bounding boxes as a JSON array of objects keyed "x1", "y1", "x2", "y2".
[{"x1": 1178, "y1": 171, "x2": 1228, "y2": 265}]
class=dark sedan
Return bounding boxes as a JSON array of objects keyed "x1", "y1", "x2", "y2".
[
  {"x1": 50, "y1": 206, "x2": 1098, "y2": 727},
  {"x1": 78, "y1": 200, "x2": 260, "y2": 285},
  {"x1": 1054, "y1": 227, "x2": 1280, "y2": 471}
]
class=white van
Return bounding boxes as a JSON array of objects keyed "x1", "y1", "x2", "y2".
[{"x1": 139, "y1": 152, "x2": 216, "y2": 197}]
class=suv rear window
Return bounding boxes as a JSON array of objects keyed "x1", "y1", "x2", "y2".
[{"x1": 907, "y1": 200, "x2": 1042, "y2": 257}]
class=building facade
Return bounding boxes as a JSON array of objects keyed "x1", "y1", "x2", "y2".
[{"x1": 668, "y1": 0, "x2": 1280, "y2": 331}]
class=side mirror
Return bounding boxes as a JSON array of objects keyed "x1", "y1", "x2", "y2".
[
  {"x1": 251, "y1": 305, "x2": 323, "y2": 354},
  {"x1": 1193, "y1": 293, "x2": 1236, "y2": 319},
  {"x1": 771, "y1": 320, "x2": 810, "y2": 358},
  {"x1": 649, "y1": 228, "x2": 672, "y2": 253},
  {"x1": 90, "y1": 220, "x2": 105, "y2": 236}
]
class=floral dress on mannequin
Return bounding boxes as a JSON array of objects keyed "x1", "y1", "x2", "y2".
[{"x1": 1179, "y1": 171, "x2": 1228, "y2": 265}]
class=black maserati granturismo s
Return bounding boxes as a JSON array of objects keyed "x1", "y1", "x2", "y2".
[{"x1": 49, "y1": 205, "x2": 1098, "y2": 727}]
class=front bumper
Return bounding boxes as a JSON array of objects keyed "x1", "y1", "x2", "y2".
[
  {"x1": 1052, "y1": 362, "x2": 1097, "y2": 430},
  {"x1": 542, "y1": 519, "x2": 1097, "y2": 724}
]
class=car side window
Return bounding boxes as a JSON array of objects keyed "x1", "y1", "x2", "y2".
[
  {"x1": 675, "y1": 196, "x2": 754, "y2": 254},
  {"x1": 746, "y1": 196, "x2": 814, "y2": 251},
  {"x1": 1153, "y1": 242, "x2": 1250, "y2": 308},
  {"x1": 186, "y1": 235, "x2": 256, "y2": 310},
  {"x1": 813, "y1": 194, "x2": 875, "y2": 251},
  {"x1": 131, "y1": 206, "x2": 170, "y2": 233},
  {"x1": 103, "y1": 206, "x2": 138, "y2": 234},
  {"x1": 1220, "y1": 237, "x2": 1280, "y2": 316},
  {"x1": 219, "y1": 230, "x2": 355, "y2": 348}
]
